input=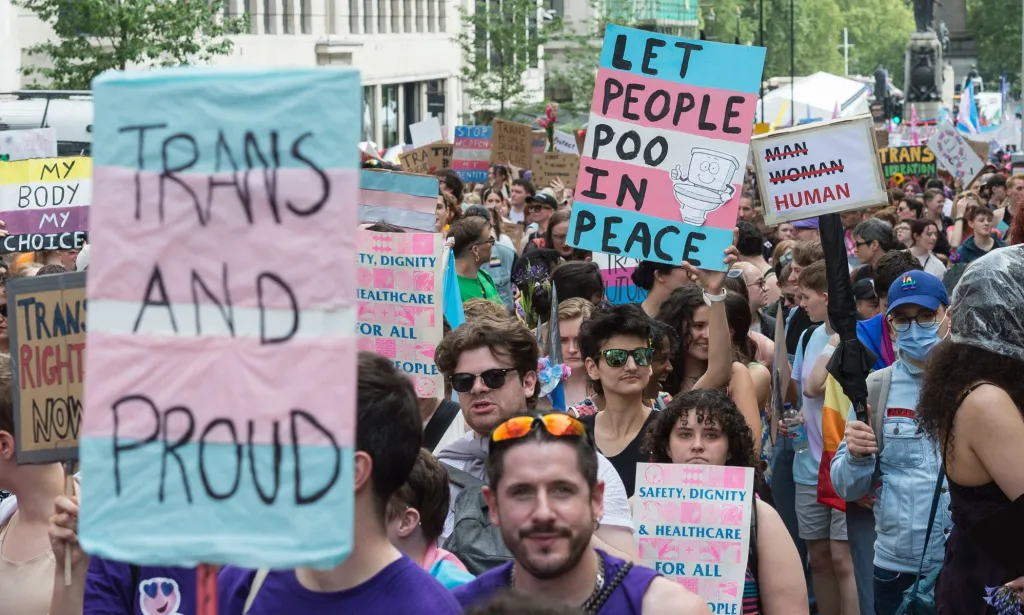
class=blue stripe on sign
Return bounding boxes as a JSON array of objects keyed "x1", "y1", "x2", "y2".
[
  {"x1": 92, "y1": 67, "x2": 361, "y2": 172},
  {"x1": 456, "y1": 170, "x2": 488, "y2": 183},
  {"x1": 77, "y1": 437, "x2": 354, "y2": 569},
  {"x1": 598, "y1": 24, "x2": 765, "y2": 94},
  {"x1": 567, "y1": 201, "x2": 734, "y2": 271},
  {"x1": 358, "y1": 205, "x2": 436, "y2": 232},
  {"x1": 454, "y1": 126, "x2": 493, "y2": 140},
  {"x1": 360, "y1": 170, "x2": 439, "y2": 198}
]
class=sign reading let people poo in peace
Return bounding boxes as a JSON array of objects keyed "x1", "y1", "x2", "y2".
[{"x1": 568, "y1": 25, "x2": 765, "y2": 271}]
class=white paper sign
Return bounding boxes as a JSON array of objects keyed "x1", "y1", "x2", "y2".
[
  {"x1": 0, "y1": 129, "x2": 58, "y2": 161},
  {"x1": 634, "y1": 463, "x2": 755, "y2": 614},
  {"x1": 410, "y1": 117, "x2": 443, "y2": 149},
  {"x1": 927, "y1": 122, "x2": 984, "y2": 183},
  {"x1": 553, "y1": 128, "x2": 579, "y2": 155},
  {"x1": 752, "y1": 115, "x2": 887, "y2": 225}
]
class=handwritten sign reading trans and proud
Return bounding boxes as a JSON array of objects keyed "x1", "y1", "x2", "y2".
[
  {"x1": 752, "y1": 115, "x2": 886, "y2": 225},
  {"x1": 0, "y1": 156, "x2": 90, "y2": 252},
  {"x1": 9, "y1": 272, "x2": 87, "y2": 465},
  {"x1": 568, "y1": 25, "x2": 765, "y2": 271},
  {"x1": 634, "y1": 463, "x2": 754, "y2": 614},
  {"x1": 357, "y1": 231, "x2": 443, "y2": 398},
  {"x1": 79, "y1": 67, "x2": 360, "y2": 570}
]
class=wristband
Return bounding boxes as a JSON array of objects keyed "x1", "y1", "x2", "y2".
[
  {"x1": 703, "y1": 290, "x2": 728, "y2": 306},
  {"x1": 821, "y1": 344, "x2": 837, "y2": 358}
]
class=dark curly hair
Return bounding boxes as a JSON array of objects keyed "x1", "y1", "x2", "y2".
[
  {"x1": 642, "y1": 388, "x2": 763, "y2": 486},
  {"x1": 649, "y1": 318, "x2": 679, "y2": 359},
  {"x1": 917, "y1": 341, "x2": 1024, "y2": 462},
  {"x1": 656, "y1": 284, "x2": 706, "y2": 396},
  {"x1": 579, "y1": 303, "x2": 652, "y2": 396}
]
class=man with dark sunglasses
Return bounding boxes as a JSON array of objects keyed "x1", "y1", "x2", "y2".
[
  {"x1": 453, "y1": 413, "x2": 713, "y2": 615},
  {"x1": 433, "y1": 319, "x2": 635, "y2": 561}
]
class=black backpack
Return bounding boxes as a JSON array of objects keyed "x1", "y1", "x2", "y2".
[{"x1": 441, "y1": 463, "x2": 513, "y2": 575}]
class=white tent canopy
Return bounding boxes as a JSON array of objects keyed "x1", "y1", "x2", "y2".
[{"x1": 755, "y1": 72, "x2": 872, "y2": 126}]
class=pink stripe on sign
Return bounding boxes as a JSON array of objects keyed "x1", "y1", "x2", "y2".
[
  {"x1": 576, "y1": 157, "x2": 742, "y2": 228},
  {"x1": 87, "y1": 167, "x2": 358, "y2": 310},
  {"x1": 453, "y1": 138, "x2": 492, "y2": 150},
  {"x1": 81, "y1": 332, "x2": 356, "y2": 446},
  {"x1": 451, "y1": 160, "x2": 489, "y2": 171},
  {"x1": 590, "y1": 68, "x2": 758, "y2": 144},
  {"x1": 0, "y1": 205, "x2": 89, "y2": 234},
  {"x1": 358, "y1": 188, "x2": 436, "y2": 215}
]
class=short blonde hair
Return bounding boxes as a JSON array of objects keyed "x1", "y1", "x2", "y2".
[
  {"x1": 557, "y1": 298, "x2": 595, "y2": 322},
  {"x1": 463, "y1": 298, "x2": 511, "y2": 323}
]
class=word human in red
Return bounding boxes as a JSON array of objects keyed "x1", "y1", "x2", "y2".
[{"x1": 773, "y1": 183, "x2": 851, "y2": 211}]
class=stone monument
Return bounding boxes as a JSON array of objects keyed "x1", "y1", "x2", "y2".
[{"x1": 904, "y1": 0, "x2": 944, "y2": 119}]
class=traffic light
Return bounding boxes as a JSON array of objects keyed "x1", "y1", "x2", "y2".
[{"x1": 891, "y1": 100, "x2": 904, "y2": 125}]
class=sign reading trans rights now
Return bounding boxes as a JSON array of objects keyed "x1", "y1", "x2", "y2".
[{"x1": 751, "y1": 115, "x2": 887, "y2": 225}]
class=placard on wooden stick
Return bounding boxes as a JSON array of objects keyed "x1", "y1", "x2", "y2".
[{"x1": 9, "y1": 272, "x2": 87, "y2": 464}]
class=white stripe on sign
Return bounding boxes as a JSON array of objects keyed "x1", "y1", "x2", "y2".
[
  {"x1": 454, "y1": 148, "x2": 491, "y2": 162},
  {"x1": 88, "y1": 300, "x2": 358, "y2": 339},
  {"x1": 0, "y1": 179, "x2": 92, "y2": 212}
]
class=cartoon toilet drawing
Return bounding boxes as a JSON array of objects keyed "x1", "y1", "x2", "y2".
[
  {"x1": 670, "y1": 148, "x2": 741, "y2": 225},
  {"x1": 139, "y1": 577, "x2": 183, "y2": 615}
]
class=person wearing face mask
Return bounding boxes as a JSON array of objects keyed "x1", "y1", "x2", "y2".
[{"x1": 829, "y1": 270, "x2": 953, "y2": 615}]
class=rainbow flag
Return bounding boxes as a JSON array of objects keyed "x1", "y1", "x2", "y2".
[{"x1": 818, "y1": 374, "x2": 852, "y2": 511}]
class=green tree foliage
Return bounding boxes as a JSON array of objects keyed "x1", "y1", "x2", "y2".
[
  {"x1": 15, "y1": 0, "x2": 248, "y2": 89},
  {"x1": 835, "y1": 0, "x2": 914, "y2": 86},
  {"x1": 457, "y1": 0, "x2": 558, "y2": 117},
  {"x1": 966, "y1": 0, "x2": 1021, "y2": 91}
]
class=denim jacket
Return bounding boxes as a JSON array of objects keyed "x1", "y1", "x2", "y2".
[
  {"x1": 485, "y1": 243, "x2": 516, "y2": 313},
  {"x1": 830, "y1": 360, "x2": 952, "y2": 573}
]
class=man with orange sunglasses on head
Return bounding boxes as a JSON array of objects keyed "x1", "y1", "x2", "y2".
[{"x1": 453, "y1": 413, "x2": 713, "y2": 615}]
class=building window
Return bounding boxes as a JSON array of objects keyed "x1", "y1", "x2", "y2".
[
  {"x1": 378, "y1": 0, "x2": 387, "y2": 32},
  {"x1": 404, "y1": 0, "x2": 412, "y2": 32},
  {"x1": 427, "y1": 0, "x2": 435, "y2": 32},
  {"x1": 364, "y1": 0, "x2": 373, "y2": 32},
  {"x1": 438, "y1": 0, "x2": 445, "y2": 31},
  {"x1": 300, "y1": 0, "x2": 310, "y2": 33},
  {"x1": 327, "y1": 0, "x2": 336, "y2": 33},
  {"x1": 391, "y1": 0, "x2": 399, "y2": 32},
  {"x1": 416, "y1": 0, "x2": 424, "y2": 31},
  {"x1": 381, "y1": 84, "x2": 400, "y2": 149},
  {"x1": 263, "y1": 0, "x2": 272, "y2": 33},
  {"x1": 363, "y1": 86, "x2": 377, "y2": 141},
  {"x1": 283, "y1": 0, "x2": 293, "y2": 34},
  {"x1": 247, "y1": 0, "x2": 258, "y2": 33},
  {"x1": 350, "y1": 0, "x2": 360, "y2": 33},
  {"x1": 527, "y1": 6, "x2": 537, "y2": 67}
]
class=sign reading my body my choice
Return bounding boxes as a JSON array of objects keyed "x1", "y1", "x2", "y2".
[
  {"x1": 79, "y1": 68, "x2": 360, "y2": 569},
  {"x1": 569, "y1": 26, "x2": 765, "y2": 271}
]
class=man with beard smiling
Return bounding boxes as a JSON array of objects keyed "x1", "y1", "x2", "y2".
[
  {"x1": 433, "y1": 319, "x2": 636, "y2": 561},
  {"x1": 452, "y1": 412, "x2": 713, "y2": 614}
]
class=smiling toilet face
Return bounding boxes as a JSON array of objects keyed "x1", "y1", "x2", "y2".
[
  {"x1": 687, "y1": 151, "x2": 735, "y2": 192},
  {"x1": 139, "y1": 577, "x2": 181, "y2": 615}
]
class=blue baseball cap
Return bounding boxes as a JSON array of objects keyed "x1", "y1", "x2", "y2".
[{"x1": 886, "y1": 270, "x2": 950, "y2": 314}]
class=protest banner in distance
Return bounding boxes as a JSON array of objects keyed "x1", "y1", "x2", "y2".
[
  {"x1": 491, "y1": 119, "x2": 534, "y2": 169},
  {"x1": 634, "y1": 463, "x2": 755, "y2": 613},
  {"x1": 80, "y1": 67, "x2": 360, "y2": 569},
  {"x1": 928, "y1": 123, "x2": 984, "y2": 184},
  {"x1": 569, "y1": 25, "x2": 765, "y2": 272},
  {"x1": 554, "y1": 128, "x2": 580, "y2": 154},
  {"x1": 409, "y1": 117, "x2": 443, "y2": 148},
  {"x1": 592, "y1": 253, "x2": 646, "y2": 304},
  {"x1": 532, "y1": 130, "x2": 548, "y2": 156},
  {"x1": 0, "y1": 128, "x2": 57, "y2": 161},
  {"x1": 752, "y1": 115, "x2": 886, "y2": 225},
  {"x1": 399, "y1": 141, "x2": 452, "y2": 176},
  {"x1": 356, "y1": 231, "x2": 443, "y2": 397},
  {"x1": 8, "y1": 272, "x2": 86, "y2": 464},
  {"x1": 878, "y1": 145, "x2": 936, "y2": 179},
  {"x1": 452, "y1": 125, "x2": 492, "y2": 183},
  {"x1": 532, "y1": 153, "x2": 580, "y2": 190},
  {"x1": 0, "y1": 156, "x2": 91, "y2": 252},
  {"x1": 359, "y1": 169, "x2": 439, "y2": 232}
]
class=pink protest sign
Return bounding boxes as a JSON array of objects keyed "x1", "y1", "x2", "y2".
[
  {"x1": 634, "y1": 463, "x2": 755, "y2": 613},
  {"x1": 356, "y1": 230, "x2": 444, "y2": 398}
]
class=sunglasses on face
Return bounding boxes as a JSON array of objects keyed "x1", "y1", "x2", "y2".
[
  {"x1": 599, "y1": 347, "x2": 653, "y2": 368},
  {"x1": 491, "y1": 413, "x2": 586, "y2": 444},
  {"x1": 450, "y1": 367, "x2": 517, "y2": 393}
]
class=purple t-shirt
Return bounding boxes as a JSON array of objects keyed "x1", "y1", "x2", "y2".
[
  {"x1": 452, "y1": 549, "x2": 658, "y2": 614},
  {"x1": 84, "y1": 558, "x2": 196, "y2": 615},
  {"x1": 218, "y1": 556, "x2": 461, "y2": 614}
]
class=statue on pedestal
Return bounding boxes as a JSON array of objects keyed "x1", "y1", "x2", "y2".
[{"x1": 914, "y1": 0, "x2": 934, "y2": 32}]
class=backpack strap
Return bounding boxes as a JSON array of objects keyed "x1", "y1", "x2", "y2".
[
  {"x1": 424, "y1": 401, "x2": 461, "y2": 452},
  {"x1": 442, "y1": 463, "x2": 486, "y2": 490},
  {"x1": 800, "y1": 324, "x2": 821, "y2": 355},
  {"x1": 907, "y1": 467, "x2": 946, "y2": 601},
  {"x1": 867, "y1": 366, "x2": 894, "y2": 456},
  {"x1": 243, "y1": 569, "x2": 271, "y2": 614}
]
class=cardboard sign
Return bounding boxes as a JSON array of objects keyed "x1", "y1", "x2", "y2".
[
  {"x1": 568, "y1": 25, "x2": 765, "y2": 272},
  {"x1": 409, "y1": 117, "x2": 443, "y2": 148},
  {"x1": 399, "y1": 141, "x2": 452, "y2": 175},
  {"x1": 0, "y1": 156, "x2": 91, "y2": 250},
  {"x1": 80, "y1": 67, "x2": 360, "y2": 569},
  {"x1": 532, "y1": 153, "x2": 580, "y2": 190},
  {"x1": 502, "y1": 219, "x2": 523, "y2": 249},
  {"x1": 359, "y1": 169, "x2": 439, "y2": 231},
  {"x1": 874, "y1": 129, "x2": 889, "y2": 150},
  {"x1": 356, "y1": 231, "x2": 443, "y2": 397},
  {"x1": 928, "y1": 123, "x2": 985, "y2": 184},
  {"x1": 753, "y1": 115, "x2": 887, "y2": 225},
  {"x1": 452, "y1": 125, "x2": 491, "y2": 184},
  {"x1": 592, "y1": 253, "x2": 646, "y2": 304},
  {"x1": 8, "y1": 272, "x2": 87, "y2": 464},
  {"x1": 634, "y1": 463, "x2": 755, "y2": 613},
  {"x1": 0, "y1": 128, "x2": 57, "y2": 161},
  {"x1": 491, "y1": 119, "x2": 534, "y2": 169},
  {"x1": 554, "y1": 129, "x2": 580, "y2": 154},
  {"x1": 877, "y1": 145, "x2": 936, "y2": 180}
]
